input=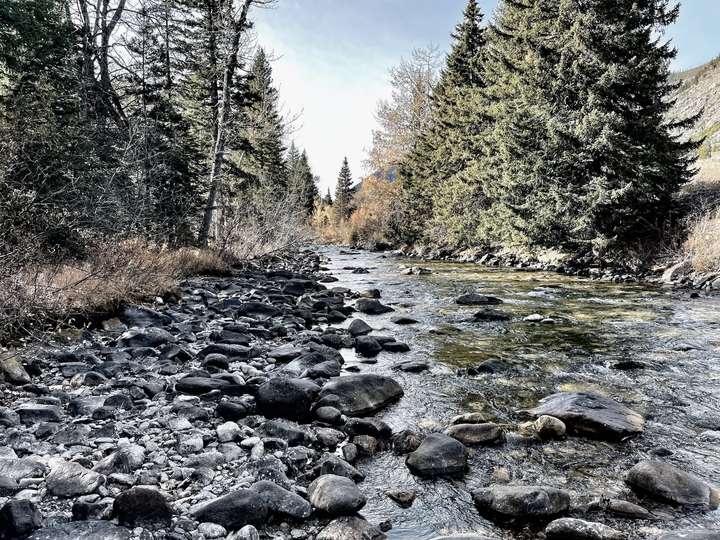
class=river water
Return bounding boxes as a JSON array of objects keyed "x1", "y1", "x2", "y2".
[{"x1": 318, "y1": 246, "x2": 720, "y2": 539}]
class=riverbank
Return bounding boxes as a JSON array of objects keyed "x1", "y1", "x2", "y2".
[{"x1": 1, "y1": 246, "x2": 719, "y2": 540}]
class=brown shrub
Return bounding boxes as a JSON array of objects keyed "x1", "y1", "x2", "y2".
[{"x1": 685, "y1": 207, "x2": 720, "y2": 272}]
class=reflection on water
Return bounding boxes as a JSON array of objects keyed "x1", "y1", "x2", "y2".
[{"x1": 321, "y1": 247, "x2": 720, "y2": 540}]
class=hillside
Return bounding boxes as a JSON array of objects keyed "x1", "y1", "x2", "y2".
[{"x1": 671, "y1": 55, "x2": 720, "y2": 162}]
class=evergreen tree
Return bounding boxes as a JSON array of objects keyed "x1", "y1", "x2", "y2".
[
  {"x1": 399, "y1": 0, "x2": 488, "y2": 245},
  {"x1": 287, "y1": 143, "x2": 319, "y2": 215},
  {"x1": 323, "y1": 188, "x2": 333, "y2": 205},
  {"x1": 334, "y1": 157, "x2": 354, "y2": 221}
]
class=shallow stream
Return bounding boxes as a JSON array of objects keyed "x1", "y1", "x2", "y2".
[{"x1": 319, "y1": 246, "x2": 720, "y2": 539}]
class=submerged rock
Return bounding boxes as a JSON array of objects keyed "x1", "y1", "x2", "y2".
[
  {"x1": 445, "y1": 423, "x2": 504, "y2": 446},
  {"x1": 456, "y1": 293, "x2": 503, "y2": 306},
  {"x1": 625, "y1": 460, "x2": 719, "y2": 508},
  {"x1": 319, "y1": 374, "x2": 403, "y2": 416},
  {"x1": 316, "y1": 516, "x2": 386, "y2": 540},
  {"x1": 355, "y1": 299, "x2": 394, "y2": 315},
  {"x1": 472, "y1": 485, "x2": 570, "y2": 520},
  {"x1": 27, "y1": 521, "x2": 131, "y2": 540},
  {"x1": 406, "y1": 433, "x2": 467, "y2": 477},
  {"x1": 472, "y1": 309, "x2": 511, "y2": 322},
  {"x1": 545, "y1": 518, "x2": 623, "y2": 540},
  {"x1": 657, "y1": 531, "x2": 720, "y2": 540},
  {"x1": 526, "y1": 392, "x2": 644, "y2": 440}
]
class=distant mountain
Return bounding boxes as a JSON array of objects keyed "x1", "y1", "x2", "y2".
[{"x1": 670, "y1": 55, "x2": 720, "y2": 159}]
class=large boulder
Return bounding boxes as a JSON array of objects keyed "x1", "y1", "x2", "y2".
[
  {"x1": 319, "y1": 375, "x2": 403, "y2": 416},
  {"x1": 406, "y1": 433, "x2": 467, "y2": 478},
  {"x1": 0, "y1": 500, "x2": 42, "y2": 539},
  {"x1": 472, "y1": 485, "x2": 570, "y2": 520},
  {"x1": 308, "y1": 474, "x2": 366, "y2": 515},
  {"x1": 355, "y1": 299, "x2": 394, "y2": 315},
  {"x1": 256, "y1": 377, "x2": 321, "y2": 420},
  {"x1": 625, "y1": 460, "x2": 719, "y2": 508},
  {"x1": 526, "y1": 392, "x2": 644, "y2": 440},
  {"x1": 0, "y1": 354, "x2": 31, "y2": 385},
  {"x1": 545, "y1": 518, "x2": 623, "y2": 540}
]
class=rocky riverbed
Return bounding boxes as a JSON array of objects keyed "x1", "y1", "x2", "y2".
[{"x1": 1, "y1": 247, "x2": 719, "y2": 540}]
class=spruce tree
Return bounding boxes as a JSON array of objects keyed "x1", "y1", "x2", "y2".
[
  {"x1": 334, "y1": 157, "x2": 354, "y2": 221},
  {"x1": 399, "y1": 0, "x2": 488, "y2": 245},
  {"x1": 287, "y1": 144, "x2": 318, "y2": 215}
]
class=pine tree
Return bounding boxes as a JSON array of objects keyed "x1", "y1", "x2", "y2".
[
  {"x1": 287, "y1": 144, "x2": 319, "y2": 216},
  {"x1": 323, "y1": 188, "x2": 333, "y2": 205},
  {"x1": 399, "y1": 0, "x2": 489, "y2": 245},
  {"x1": 334, "y1": 157, "x2": 354, "y2": 221}
]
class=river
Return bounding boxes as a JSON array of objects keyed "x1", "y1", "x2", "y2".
[{"x1": 318, "y1": 246, "x2": 720, "y2": 539}]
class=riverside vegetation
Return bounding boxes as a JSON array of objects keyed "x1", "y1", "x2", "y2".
[{"x1": 1, "y1": 0, "x2": 720, "y2": 540}]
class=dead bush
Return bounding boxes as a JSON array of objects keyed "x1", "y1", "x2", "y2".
[{"x1": 685, "y1": 207, "x2": 720, "y2": 272}]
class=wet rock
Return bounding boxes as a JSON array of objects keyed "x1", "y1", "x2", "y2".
[
  {"x1": 268, "y1": 345, "x2": 303, "y2": 362},
  {"x1": 451, "y1": 412, "x2": 491, "y2": 425},
  {"x1": 315, "y1": 406, "x2": 343, "y2": 425},
  {"x1": 348, "y1": 319, "x2": 373, "y2": 336},
  {"x1": 1, "y1": 354, "x2": 31, "y2": 385},
  {"x1": 229, "y1": 525, "x2": 260, "y2": 540},
  {"x1": 308, "y1": 474, "x2": 366, "y2": 515},
  {"x1": 175, "y1": 376, "x2": 230, "y2": 395},
  {"x1": 256, "y1": 377, "x2": 321, "y2": 420},
  {"x1": 316, "y1": 516, "x2": 386, "y2": 540},
  {"x1": 456, "y1": 294, "x2": 503, "y2": 306},
  {"x1": 216, "y1": 400, "x2": 248, "y2": 421},
  {"x1": 383, "y1": 341, "x2": 410, "y2": 353},
  {"x1": 16, "y1": 404, "x2": 62, "y2": 425},
  {"x1": 472, "y1": 485, "x2": 570, "y2": 520},
  {"x1": 355, "y1": 336, "x2": 383, "y2": 357},
  {"x1": 472, "y1": 309, "x2": 511, "y2": 322},
  {"x1": 545, "y1": 518, "x2": 623, "y2": 540},
  {"x1": 46, "y1": 459, "x2": 104, "y2": 497},
  {"x1": 353, "y1": 434, "x2": 379, "y2": 456},
  {"x1": 119, "y1": 305, "x2": 173, "y2": 328},
  {"x1": 527, "y1": 392, "x2": 644, "y2": 440},
  {"x1": 386, "y1": 489, "x2": 416, "y2": 508},
  {"x1": 190, "y1": 489, "x2": 269, "y2": 529},
  {"x1": 355, "y1": 299, "x2": 394, "y2": 315},
  {"x1": 237, "y1": 302, "x2": 281, "y2": 319},
  {"x1": 319, "y1": 374, "x2": 403, "y2": 416},
  {"x1": 625, "y1": 460, "x2": 719, "y2": 508},
  {"x1": 534, "y1": 415, "x2": 566, "y2": 439},
  {"x1": 113, "y1": 487, "x2": 173, "y2": 527},
  {"x1": 657, "y1": 531, "x2": 720, "y2": 540},
  {"x1": 588, "y1": 498, "x2": 652, "y2": 520},
  {"x1": 392, "y1": 429, "x2": 422, "y2": 454},
  {"x1": 406, "y1": 433, "x2": 467, "y2": 477},
  {"x1": 390, "y1": 315, "x2": 418, "y2": 325},
  {"x1": 27, "y1": 521, "x2": 131, "y2": 540},
  {"x1": 445, "y1": 423, "x2": 504, "y2": 446},
  {"x1": 264, "y1": 419, "x2": 314, "y2": 446},
  {"x1": 315, "y1": 456, "x2": 364, "y2": 482},
  {"x1": 394, "y1": 359, "x2": 429, "y2": 372},
  {"x1": 0, "y1": 499, "x2": 42, "y2": 539}
]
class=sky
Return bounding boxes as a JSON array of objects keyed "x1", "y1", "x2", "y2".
[{"x1": 254, "y1": 0, "x2": 720, "y2": 193}]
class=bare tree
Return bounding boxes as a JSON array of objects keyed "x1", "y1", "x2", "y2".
[{"x1": 199, "y1": 0, "x2": 275, "y2": 247}]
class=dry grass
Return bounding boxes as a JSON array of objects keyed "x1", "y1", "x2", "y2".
[
  {"x1": 685, "y1": 207, "x2": 720, "y2": 272},
  {"x1": 0, "y1": 240, "x2": 229, "y2": 341}
]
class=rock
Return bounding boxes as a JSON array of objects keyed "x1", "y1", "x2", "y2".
[
  {"x1": 0, "y1": 457, "x2": 47, "y2": 482},
  {"x1": 0, "y1": 354, "x2": 31, "y2": 385},
  {"x1": 315, "y1": 406, "x2": 343, "y2": 425},
  {"x1": 355, "y1": 336, "x2": 383, "y2": 357},
  {"x1": 445, "y1": 423, "x2": 504, "y2": 446},
  {"x1": 392, "y1": 429, "x2": 422, "y2": 454},
  {"x1": 16, "y1": 404, "x2": 62, "y2": 425},
  {"x1": 535, "y1": 415, "x2": 567, "y2": 439},
  {"x1": 316, "y1": 456, "x2": 365, "y2": 482},
  {"x1": 451, "y1": 412, "x2": 490, "y2": 425},
  {"x1": 456, "y1": 294, "x2": 503, "y2": 306},
  {"x1": 406, "y1": 433, "x2": 467, "y2": 477},
  {"x1": 0, "y1": 500, "x2": 42, "y2": 539},
  {"x1": 230, "y1": 526, "x2": 260, "y2": 540},
  {"x1": 113, "y1": 487, "x2": 173, "y2": 527},
  {"x1": 625, "y1": 460, "x2": 719, "y2": 508},
  {"x1": 588, "y1": 498, "x2": 652, "y2": 520},
  {"x1": 348, "y1": 319, "x2": 373, "y2": 336},
  {"x1": 472, "y1": 485, "x2": 570, "y2": 520},
  {"x1": 545, "y1": 518, "x2": 623, "y2": 540},
  {"x1": 264, "y1": 419, "x2": 314, "y2": 446},
  {"x1": 472, "y1": 309, "x2": 511, "y2": 322},
  {"x1": 316, "y1": 516, "x2": 386, "y2": 540},
  {"x1": 268, "y1": 345, "x2": 303, "y2": 362},
  {"x1": 319, "y1": 374, "x2": 403, "y2": 416},
  {"x1": 662, "y1": 260, "x2": 693, "y2": 283},
  {"x1": 657, "y1": 531, "x2": 720, "y2": 540},
  {"x1": 390, "y1": 315, "x2": 418, "y2": 325},
  {"x1": 27, "y1": 521, "x2": 131, "y2": 540},
  {"x1": 117, "y1": 327, "x2": 175, "y2": 348},
  {"x1": 252, "y1": 480, "x2": 312, "y2": 520},
  {"x1": 175, "y1": 376, "x2": 230, "y2": 395},
  {"x1": 355, "y1": 299, "x2": 394, "y2": 315},
  {"x1": 386, "y1": 489, "x2": 416, "y2": 508},
  {"x1": 383, "y1": 341, "x2": 410, "y2": 353},
  {"x1": 256, "y1": 377, "x2": 321, "y2": 420},
  {"x1": 526, "y1": 392, "x2": 644, "y2": 440},
  {"x1": 198, "y1": 523, "x2": 227, "y2": 539},
  {"x1": 308, "y1": 474, "x2": 366, "y2": 515},
  {"x1": 92, "y1": 441, "x2": 145, "y2": 474},
  {"x1": 190, "y1": 489, "x2": 269, "y2": 529},
  {"x1": 46, "y1": 459, "x2": 104, "y2": 497},
  {"x1": 216, "y1": 400, "x2": 248, "y2": 421},
  {"x1": 217, "y1": 421, "x2": 242, "y2": 443}
]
